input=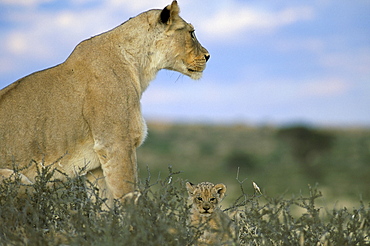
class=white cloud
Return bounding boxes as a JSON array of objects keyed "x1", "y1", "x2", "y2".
[
  {"x1": 1, "y1": 2, "x2": 128, "y2": 77},
  {"x1": 6, "y1": 32, "x2": 28, "y2": 55},
  {"x1": 198, "y1": 3, "x2": 314, "y2": 40},
  {"x1": 319, "y1": 48, "x2": 370, "y2": 75},
  {"x1": 300, "y1": 78, "x2": 351, "y2": 97}
]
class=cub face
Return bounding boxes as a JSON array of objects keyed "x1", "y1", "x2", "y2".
[{"x1": 186, "y1": 182, "x2": 226, "y2": 215}]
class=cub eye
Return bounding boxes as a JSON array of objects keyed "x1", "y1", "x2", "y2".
[
  {"x1": 210, "y1": 198, "x2": 216, "y2": 202},
  {"x1": 190, "y1": 30, "x2": 196, "y2": 39},
  {"x1": 197, "y1": 197, "x2": 203, "y2": 201}
]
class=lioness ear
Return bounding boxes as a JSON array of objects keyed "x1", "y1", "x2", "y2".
[
  {"x1": 186, "y1": 182, "x2": 195, "y2": 194},
  {"x1": 160, "y1": 1, "x2": 180, "y2": 25},
  {"x1": 214, "y1": 183, "x2": 227, "y2": 199}
]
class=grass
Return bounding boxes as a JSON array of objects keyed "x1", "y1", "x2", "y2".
[{"x1": 0, "y1": 165, "x2": 369, "y2": 245}]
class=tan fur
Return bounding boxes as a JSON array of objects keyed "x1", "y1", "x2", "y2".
[
  {"x1": 0, "y1": 1, "x2": 209, "y2": 207},
  {"x1": 186, "y1": 182, "x2": 238, "y2": 245}
]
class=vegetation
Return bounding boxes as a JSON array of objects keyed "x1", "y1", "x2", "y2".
[
  {"x1": 276, "y1": 126, "x2": 334, "y2": 180},
  {"x1": 138, "y1": 123, "x2": 370, "y2": 204},
  {"x1": 0, "y1": 166, "x2": 368, "y2": 245},
  {"x1": 1, "y1": 122, "x2": 369, "y2": 245}
]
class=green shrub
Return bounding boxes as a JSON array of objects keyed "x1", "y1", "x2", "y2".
[
  {"x1": 224, "y1": 151, "x2": 258, "y2": 171},
  {"x1": 236, "y1": 184, "x2": 369, "y2": 245},
  {"x1": 0, "y1": 166, "x2": 368, "y2": 245},
  {"x1": 276, "y1": 125, "x2": 335, "y2": 180}
]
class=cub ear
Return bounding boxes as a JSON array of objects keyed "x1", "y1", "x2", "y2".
[
  {"x1": 160, "y1": 0, "x2": 180, "y2": 24},
  {"x1": 186, "y1": 182, "x2": 195, "y2": 194},
  {"x1": 214, "y1": 183, "x2": 227, "y2": 199}
]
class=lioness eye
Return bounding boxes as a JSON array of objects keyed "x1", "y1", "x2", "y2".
[
  {"x1": 190, "y1": 31, "x2": 196, "y2": 39},
  {"x1": 210, "y1": 198, "x2": 216, "y2": 202},
  {"x1": 197, "y1": 197, "x2": 203, "y2": 201}
]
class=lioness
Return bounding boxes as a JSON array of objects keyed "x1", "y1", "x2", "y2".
[{"x1": 0, "y1": 1, "x2": 209, "y2": 207}]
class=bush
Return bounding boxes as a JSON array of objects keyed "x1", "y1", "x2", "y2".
[
  {"x1": 1, "y1": 166, "x2": 369, "y2": 245},
  {"x1": 276, "y1": 125, "x2": 335, "y2": 180},
  {"x1": 236, "y1": 184, "x2": 369, "y2": 245},
  {"x1": 224, "y1": 151, "x2": 258, "y2": 171}
]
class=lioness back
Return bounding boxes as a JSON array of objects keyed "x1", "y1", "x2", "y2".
[{"x1": 0, "y1": 1, "x2": 209, "y2": 207}]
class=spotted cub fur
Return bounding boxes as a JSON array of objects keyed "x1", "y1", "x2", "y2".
[{"x1": 186, "y1": 182, "x2": 237, "y2": 245}]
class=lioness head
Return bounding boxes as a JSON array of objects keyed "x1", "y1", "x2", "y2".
[
  {"x1": 157, "y1": 1, "x2": 210, "y2": 80},
  {"x1": 186, "y1": 182, "x2": 226, "y2": 215}
]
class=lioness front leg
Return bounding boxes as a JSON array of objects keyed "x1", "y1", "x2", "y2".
[
  {"x1": 93, "y1": 140, "x2": 138, "y2": 203},
  {"x1": 83, "y1": 70, "x2": 146, "y2": 206}
]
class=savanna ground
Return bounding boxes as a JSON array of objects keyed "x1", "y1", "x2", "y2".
[{"x1": 1, "y1": 122, "x2": 369, "y2": 245}]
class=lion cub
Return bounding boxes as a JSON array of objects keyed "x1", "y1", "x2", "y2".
[{"x1": 186, "y1": 182, "x2": 237, "y2": 245}]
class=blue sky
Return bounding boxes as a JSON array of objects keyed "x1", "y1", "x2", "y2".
[{"x1": 1, "y1": 0, "x2": 369, "y2": 127}]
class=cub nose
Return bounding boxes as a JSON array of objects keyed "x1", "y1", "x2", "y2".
[{"x1": 204, "y1": 53, "x2": 210, "y2": 62}]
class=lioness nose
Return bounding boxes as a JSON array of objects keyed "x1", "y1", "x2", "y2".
[{"x1": 204, "y1": 54, "x2": 210, "y2": 62}]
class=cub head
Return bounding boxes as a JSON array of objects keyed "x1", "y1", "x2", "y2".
[
  {"x1": 186, "y1": 182, "x2": 226, "y2": 215},
  {"x1": 157, "y1": 1, "x2": 210, "y2": 80}
]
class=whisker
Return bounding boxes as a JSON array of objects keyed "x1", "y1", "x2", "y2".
[{"x1": 174, "y1": 74, "x2": 184, "y2": 83}]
